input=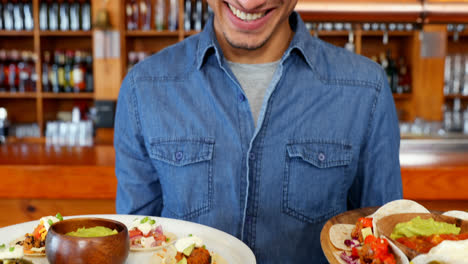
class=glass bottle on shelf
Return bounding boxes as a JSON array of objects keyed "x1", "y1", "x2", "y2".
[
  {"x1": 23, "y1": 0, "x2": 33, "y2": 30},
  {"x1": 126, "y1": 0, "x2": 139, "y2": 30},
  {"x1": 184, "y1": 0, "x2": 192, "y2": 31},
  {"x1": 3, "y1": 1, "x2": 14, "y2": 31},
  {"x1": 13, "y1": 0, "x2": 24, "y2": 31},
  {"x1": 169, "y1": 0, "x2": 178, "y2": 31},
  {"x1": 155, "y1": 0, "x2": 165, "y2": 31},
  {"x1": 57, "y1": 51, "x2": 66, "y2": 92},
  {"x1": 387, "y1": 51, "x2": 399, "y2": 93},
  {"x1": 39, "y1": 0, "x2": 48, "y2": 30},
  {"x1": 49, "y1": 0, "x2": 59, "y2": 31},
  {"x1": 81, "y1": 0, "x2": 91, "y2": 31},
  {"x1": 8, "y1": 50, "x2": 19, "y2": 92},
  {"x1": 64, "y1": 50, "x2": 74, "y2": 92},
  {"x1": 30, "y1": 52, "x2": 37, "y2": 92},
  {"x1": 17, "y1": 51, "x2": 30, "y2": 93},
  {"x1": 50, "y1": 51, "x2": 60, "y2": 93},
  {"x1": 73, "y1": 51, "x2": 86, "y2": 92},
  {"x1": 194, "y1": 0, "x2": 202, "y2": 31},
  {"x1": 0, "y1": 50, "x2": 6, "y2": 92},
  {"x1": 398, "y1": 57, "x2": 411, "y2": 94},
  {"x1": 42, "y1": 51, "x2": 51, "y2": 92},
  {"x1": 0, "y1": 3, "x2": 3, "y2": 30},
  {"x1": 140, "y1": 0, "x2": 152, "y2": 30},
  {"x1": 85, "y1": 52, "x2": 93, "y2": 92},
  {"x1": 70, "y1": 0, "x2": 80, "y2": 31},
  {"x1": 59, "y1": 0, "x2": 70, "y2": 31}
]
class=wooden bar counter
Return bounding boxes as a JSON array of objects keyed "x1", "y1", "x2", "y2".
[{"x1": 0, "y1": 139, "x2": 467, "y2": 228}]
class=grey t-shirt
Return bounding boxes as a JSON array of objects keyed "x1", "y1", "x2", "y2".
[{"x1": 227, "y1": 60, "x2": 280, "y2": 127}]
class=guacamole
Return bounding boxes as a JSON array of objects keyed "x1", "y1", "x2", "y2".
[
  {"x1": 66, "y1": 226, "x2": 118, "y2": 237},
  {"x1": 391, "y1": 216, "x2": 461, "y2": 240}
]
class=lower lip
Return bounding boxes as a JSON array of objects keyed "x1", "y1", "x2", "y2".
[{"x1": 224, "y1": 3, "x2": 273, "y2": 31}]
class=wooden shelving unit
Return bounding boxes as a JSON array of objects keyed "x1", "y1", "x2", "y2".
[
  {"x1": 126, "y1": 30, "x2": 180, "y2": 37},
  {"x1": 0, "y1": 0, "x2": 95, "y2": 137}
]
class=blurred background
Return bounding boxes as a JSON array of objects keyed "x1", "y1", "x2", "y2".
[{"x1": 0, "y1": 0, "x2": 467, "y2": 227}]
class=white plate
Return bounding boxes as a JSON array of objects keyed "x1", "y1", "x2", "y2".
[{"x1": 0, "y1": 214, "x2": 256, "y2": 264}]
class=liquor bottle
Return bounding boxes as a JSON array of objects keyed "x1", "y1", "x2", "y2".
[
  {"x1": 64, "y1": 50, "x2": 74, "y2": 92},
  {"x1": 39, "y1": 1, "x2": 48, "y2": 30},
  {"x1": 387, "y1": 51, "x2": 399, "y2": 93},
  {"x1": 73, "y1": 51, "x2": 86, "y2": 92},
  {"x1": 0, "y1": 50, "x2": 6, "y2": 92},
  {"x1": 57, "y1": 51, "x2": 66, "y2": 92},
  {"x1": 8, "y1": 50, "x2": 19, "y2": 92},
  {"x1": 13, "y1": 0, "x2": 24, "y2": 31},
  {"x1": 42, "y1": 51, "x2": 51, "y2": 92},
  {"x1": 23, "y1": 0, "x2": 33, "y2": 31},
  {"x1": 140, "y1": 0, "x2": 151, "y2": 30},
  {"x1": 81, "y1": 0, "x2": 91, "y2": 31},
  {"x1": 30, "y1": 52, "x2": 37, "y2": 92},
  {"x1": 379, "y1": 52, "x2": 390, "y2": 86},
  {"x1": 17, "y1": 51, "x2": 30, "y2": 92},
  {"x1": 84, "y1": 52, "x2": 93, "y2": 92},
  {"x1": 49, "y1": 0, "x2": 59, "y2": 31},
  {"x1": 126, "y1": 0, "x2": 139, "y2": 30},
  {"x1": 398, "y1": 57, "x2": 411, "y2": 93},
  {"x1": 184, "y1": 0, "x2": 191, "y2": 31},
  {"x1": 70, "y1": 0, "x2": 80, "y2": 31},
  {"x1": 59, "y1": 0, "x2": 70, "y2": 31},
  {"x1": 169, "y1": 0, "x2": 178, "y2": 31},
  {"x1": 154, "y1": 0, "x2": 165, "y2": 31},
  {"x1": 51, "y1": 51, "x2": 60, "y2": 93}
]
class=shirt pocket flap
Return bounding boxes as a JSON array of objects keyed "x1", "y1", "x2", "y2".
[
  {"x1": 286, "y1": 142, "x2": 352, "y2": 169},
  {"x1": 149, "y1": 138, "x2": 215, "y2": 167}
]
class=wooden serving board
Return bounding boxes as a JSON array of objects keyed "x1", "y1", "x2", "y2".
[{"x1": 320, "y1": 207, "x2": 377, "y2": 264}]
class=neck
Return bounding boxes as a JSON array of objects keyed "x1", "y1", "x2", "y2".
[{"x1": 214, "y1": 20, "x2": 294, "y2": 64}]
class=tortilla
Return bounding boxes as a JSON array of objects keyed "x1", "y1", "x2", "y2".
[
  {"x1": 329, "y1": 224, "x2": 356, "y2": 251},
  {"x1": 130, "y1": 232, "x2": 178, "y2": 252},
  {"x1": 9, "y1": 236, "x2": 45, "y2": 257},
  {"x1": 150, "y1": 245, "x2": 228, "y2": 264},
  {"x1": 442, "y1": 210, "x2": 468, "y2": 221},
  {"x1": 383, "y1": 235, "x2": 410, "y2": 264},
  {"x1": 370, "y1": 200, "x2": 429, "y2": 237}
]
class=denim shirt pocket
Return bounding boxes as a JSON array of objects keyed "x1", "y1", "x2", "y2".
[
  {"x1": 283, "y1": 140, "x2": 352, "y2": 224},
  {"x1": 149, "y1": 138, "x2": 215, "y2": 219}
]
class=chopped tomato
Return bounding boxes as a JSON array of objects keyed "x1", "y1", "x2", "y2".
[
  {"x1": 153, "y1": 232, "x2": 167, "y2": 243},
  {"x1": 351, "y1": 247, "x2": 359, "y2": 258},
  {"x1": 32, "y1": 224, "x2": 44, "y2": 240},
  {"x1": 129, "y1": 229, "x2": 143, "y2": 238},
  {"x1": 358, "y1": 217, "x2": 373, "y2": 228}
]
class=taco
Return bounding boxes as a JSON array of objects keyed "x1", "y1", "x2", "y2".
[
  {"x1": 410, "y1": 239, "x2": 468, "y2": 264},
  {"x1": 129, "y1": 217, "x2": 177, "y2": 251},
  {"x1": 0, "y1": 243, "x2": 33, "y2": 264},
  {"x1": 150, "y1": 235, "x2": 227, "y2": 264},
  {"x1": 370, "y1": 200, "x2": 429, "y2": 238},
  {"x1": 12, "y1": 213, "x2": 63, "y2": 257},
  {"x1": 442, "y1": 210, "x2": 468, "y2": 221}
]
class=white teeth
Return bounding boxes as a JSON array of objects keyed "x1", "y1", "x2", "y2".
[{"x1": 228, "y1": 3, "x2": 266, "y2": 21}]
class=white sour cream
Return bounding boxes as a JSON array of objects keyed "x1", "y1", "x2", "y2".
[
  {"x1": 411, "y1": 239, "x2": 468, "y2": 264},
  {"x1": 130, "y1": 218, "x2": 158, "y2": 236},
  {"x1": 175, "y1": 236, "x2": 203, "y2": 252},
  {"x1": 0, "y1": 245, "x2": 24, "y2": 259}
]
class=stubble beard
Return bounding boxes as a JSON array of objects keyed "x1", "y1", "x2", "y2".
[{"x1": 223, "y1": 31, "x2": 272, "y2": 51}]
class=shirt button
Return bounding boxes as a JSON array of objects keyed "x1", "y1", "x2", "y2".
[
  {"x1": 249, "y1": 153, "x2": 256, "y2": 161},
  {"x1": 318, "y1": 152, "x2": 326, "y2": 162},
  {"x1": 175, "y1": 151, "x2": 184, "y2": 161},
  {"x1": 239, "y1": 94, "x2": 246, "y2": 102}
]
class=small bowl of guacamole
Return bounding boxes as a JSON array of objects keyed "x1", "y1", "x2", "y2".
[{"x1": 45, "y1": 218, "x2": 129, "y2": 264}]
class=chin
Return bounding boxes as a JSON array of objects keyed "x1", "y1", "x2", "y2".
[{"x1": 224, "y1": 32, "x2": 270, "y2": 51}]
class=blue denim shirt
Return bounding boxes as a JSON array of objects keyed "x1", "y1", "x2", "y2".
[{"x1": 115, "y1": 12, "x2": 403, "y2": 264}]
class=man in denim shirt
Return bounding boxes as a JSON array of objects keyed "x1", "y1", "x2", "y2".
[{"x1": 115, "y1": 0, "x2": 403, "y2": 263}]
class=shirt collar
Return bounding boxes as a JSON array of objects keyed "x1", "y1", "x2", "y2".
[{"x1": 196, "y1": 12, "x2": 318, "y2": 71}]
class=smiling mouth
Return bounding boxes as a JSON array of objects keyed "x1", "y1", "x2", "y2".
[{"x1": 226, "y1": 2, "x2": 272, "y2": 22}]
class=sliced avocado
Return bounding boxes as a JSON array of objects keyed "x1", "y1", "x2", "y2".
[
  {"x1": 361, "y1": 227, "x2": 373, "y2": 241},
  {"x1": 176, "y1": 257, "x2": 187, "y2": 264},
  {"x1": 182, "y1": 243, "x2": 195, "y2": 257}
]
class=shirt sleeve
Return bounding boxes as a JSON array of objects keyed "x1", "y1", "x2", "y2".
[
  {"x1": 348, "y1": 68, "x2": 403, "y2": 209},
  {"x1": 114, "y1": 71, "x2": 163, "y2": 215}
]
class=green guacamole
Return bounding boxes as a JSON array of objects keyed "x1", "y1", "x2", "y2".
[
  {"x1": 66, "y1": 226, "x2": 118, "y2": 237},
  {"x1": 390, "y1": 216, "x2": 461, "y2": 240}
]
